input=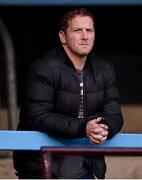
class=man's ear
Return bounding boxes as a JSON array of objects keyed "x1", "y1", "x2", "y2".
[{"x1": 59, "y1": 31, "x2": 66, "y2": 44}]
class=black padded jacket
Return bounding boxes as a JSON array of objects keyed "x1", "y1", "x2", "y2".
[{"x1": 13, "y1": 46, "x2": 123, "y2": 179}]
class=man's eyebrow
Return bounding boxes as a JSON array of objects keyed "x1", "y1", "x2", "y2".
[{"x1": 72, "y1": 26, "x2": 94, "y2": 29}]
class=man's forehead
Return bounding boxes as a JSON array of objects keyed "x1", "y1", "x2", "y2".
[{"x1": 68, "y1": 16, "x2": 94, "y2": 26}]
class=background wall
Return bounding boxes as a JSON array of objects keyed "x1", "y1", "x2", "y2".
[{"x1": 0, "y1": 5, "x2": 142, "y2": 105}]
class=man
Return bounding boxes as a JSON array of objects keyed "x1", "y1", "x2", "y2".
[{"x1": 13, "y1": 8, "x2": 123, "y2": 179}]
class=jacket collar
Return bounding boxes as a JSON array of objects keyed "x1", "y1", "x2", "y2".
[{"x1": 57, "y1": 44, "x2": 91, "y2": 70}]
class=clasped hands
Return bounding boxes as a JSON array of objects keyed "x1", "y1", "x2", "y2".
[{"x1": 86, "y1": 117, "x2": 108, "y2": 144}]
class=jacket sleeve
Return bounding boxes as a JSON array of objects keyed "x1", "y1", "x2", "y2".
[
  {"x1": 18, "y1": 61, "x2": 86, "y2": 139},
  {"x1": 102, "y1": 63, "x2": 124, "y2": 139}
]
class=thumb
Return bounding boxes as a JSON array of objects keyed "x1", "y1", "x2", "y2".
[{"x1": 95, "y1": 117, "x2": 102, "y2": 123}]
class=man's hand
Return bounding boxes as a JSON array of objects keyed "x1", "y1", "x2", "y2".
[{"x1": 86, "y1": 117, "x2": 108, "y2": 144}]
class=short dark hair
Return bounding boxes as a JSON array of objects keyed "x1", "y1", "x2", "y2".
[{"x1": 59, "y1": 8, "x2": 95, "y2": 33}]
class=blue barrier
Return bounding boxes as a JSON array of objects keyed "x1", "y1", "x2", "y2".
[{"x1": 0, "y1": 130, "x2": 142, "y2": 151}]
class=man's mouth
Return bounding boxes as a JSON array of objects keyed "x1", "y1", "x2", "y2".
[{"x1": 80, "y1": 44, "x2": 89, "y2": 46}]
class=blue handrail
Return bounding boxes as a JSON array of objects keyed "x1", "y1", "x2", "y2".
[{"x1": 0, "y1": 130, "x2": 142, "y2": 151}]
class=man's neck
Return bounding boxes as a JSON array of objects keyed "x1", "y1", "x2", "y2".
[
  {"x1": 72, "y1": 57, "x2": 86, "y2": 70},
  {"x1": 63, "y1": 45, "x2": 87, "y2": 70}
]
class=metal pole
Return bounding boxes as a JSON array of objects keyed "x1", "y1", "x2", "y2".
[{"x1": 0, "y1": 18, "x2": 18, "y2": 130}]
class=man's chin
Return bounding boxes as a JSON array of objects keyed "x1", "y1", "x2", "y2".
[{"x1": 79, "y1": 51, "x2": 91, "y2": 56}]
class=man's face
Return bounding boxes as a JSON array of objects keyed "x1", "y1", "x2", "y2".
[{"x1": 59, "y1": 15, "x2": 95, "y2": 57}]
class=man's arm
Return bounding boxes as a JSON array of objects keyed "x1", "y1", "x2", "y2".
[
  {"x1": 18, "y1": 61, "x2": 86, "y2": 139},
  {"x1": 86, "y1": 62, "x2": 123, "y2": 143},
  {"x1": 102, "y1": 63, "x2": 124, "y2": 139}
]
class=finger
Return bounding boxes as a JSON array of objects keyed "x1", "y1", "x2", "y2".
[
  {"x1": 93, "y1": 125, "x2": 108, "y2": 135},
  {"x1": 93, "y1": 127, "x2": 103, "y2": 134},
  {"x1": 90, "y1": 133, "x2": 103, "y2": 141},
  {"x1": 98, "y1": 124, "x2": 108, "y2": 130},
  {"x1": 101, "y1": 130, "x2": 108, "y2": 137},
  {"x1": 89, "y1": 135, "x2": 101, "y2": 144},
  {"x1": 101, "y1": 135, "x2": 107, "y2": 143}
]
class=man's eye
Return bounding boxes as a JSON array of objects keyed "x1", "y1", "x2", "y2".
[
  {"x1": 87, "y1": 29, "x2": 94, "y2": 32},
  {"x1": 74, "y1": 29, "x2": 81, "y2": 32},
  {"x1": 74, "y1": 28, "x2": 82, "y2": 32}
]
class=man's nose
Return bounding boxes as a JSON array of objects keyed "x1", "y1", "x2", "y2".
[{"x1": 81, "y1": 30, "x2": 88, "y2": 39}]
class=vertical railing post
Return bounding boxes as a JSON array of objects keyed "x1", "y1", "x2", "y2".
[
  {"x1": 41, "y1": 151, "x2": 52, "y2": 179},
  {"x1": 0, "y1": 18, "x2": 18, "y2": 130}
]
